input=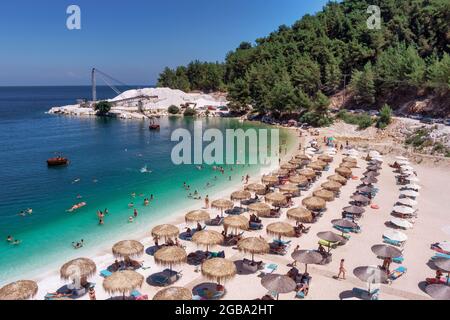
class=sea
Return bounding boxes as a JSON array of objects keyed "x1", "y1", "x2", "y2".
[{"x1": 0, "y1": 86, "x2": 294, "y2": 283}]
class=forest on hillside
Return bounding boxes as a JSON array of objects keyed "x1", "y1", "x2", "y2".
[{"x1": 157, "y1": 0, "x2": 450, "y2": 124}]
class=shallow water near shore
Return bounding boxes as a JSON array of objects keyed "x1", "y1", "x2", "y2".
[{"x1": 0, "y1": 86, "x2": 294, "y2": 282}]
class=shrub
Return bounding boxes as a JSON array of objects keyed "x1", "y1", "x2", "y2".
[
  {"x1": 336, "y1": 110, "x2": 374, "y2": 130},
  {"x1": 94, "y1": 101, "x2": 112, "y2": 116},
  {"x1": 183, "y1": 107, "x2": 197, "y2": 117},
  {"x1": 168, "y1": 105, "x2": 180, "y2": 114},
  {"x1": 376, "y1": 104, "x2": 392, "y2": 129}
]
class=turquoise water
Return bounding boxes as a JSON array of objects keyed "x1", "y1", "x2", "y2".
[{"x1": 0, "y1": 87, "x2": 294, "y2": 283}]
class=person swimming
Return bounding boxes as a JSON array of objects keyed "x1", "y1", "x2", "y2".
[
  {"x1": 6, "y1": 235, "x2": 13, "y2": 243},
  {"x1": 72, "y1": 178, "x2": 81, "y2": 184},
  {"x1": 72, "y1": 239, "x2": 84, "y2": 249},
  {"x1": 128, "y1": 202, "x2": 134, "y2": 208},
  {"x1": 144, "y1": 198, "x2": 149, "y2": 206},
  {"x1": 128, "y1": 216, "x2": 134, "y2": 223},
  {"x1": 134, "y1": 209, "x2": 138, "y2": 218}
]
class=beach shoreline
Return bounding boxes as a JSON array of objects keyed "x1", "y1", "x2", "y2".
[{"x1": 5, "y1": 124, "x2": 300, "y2": 293}]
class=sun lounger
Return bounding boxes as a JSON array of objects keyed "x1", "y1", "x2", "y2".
[
  {"x1": 260, "y1": 263, "x2": 277, "y2": 276},
  {"x1": 100, "y1": 269, "x2": 113, "y2": 278},
  {"x1": 383, "y1": 237, "x2": 405, "y2": 247},
  {"x1": 352, "y1": 287, "x2": 379, "y2": 300},
  {"x1": 208, "y1": 251, "x2": 225, "y2": 258},
  {"x1": 206, "y1": 217, "x2": 224, "y2": 226},
  {"x1": 389, "y1": 266, "x2": 407, "y2": 281},
  {"x1": 318, "y1": 239, "x2": 338, "y2": 249},
  {"x1": 131, "y1": 290, "x2": 148, "y2": 300},
  {"x1": 273, "y1": 239, "x2": 291, "y2": 246},
  {"x1": 431, "y1": 253, "x2": 450, "y2": 260},
  {"x1": 249, "y1": 221, "x2": 263, "y2": 230},
  {"x1": 426, "y1": 277, "x2": 449, "y2": 285},
  {"x1": 392, "y1": 256, "x2": 404, "y2": 264}
]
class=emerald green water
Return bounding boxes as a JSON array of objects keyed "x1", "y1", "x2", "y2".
[{"x1": 0, "y1": 93, "x2": 294, "y2": 284}]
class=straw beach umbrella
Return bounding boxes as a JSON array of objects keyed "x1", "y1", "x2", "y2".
[
  {"x1": 371, "y1": 245, "x2": 402, "y2": 259},
  {"x1": 0, "y1": 280, "x2": 38, "y2": 300},
  {"x1": 287, "y1": 207, "x2": 314, "y2": 224},
  {"x1": 298, "y1": 168, "x2": 316, "y2": 179},
  {"x1": 291, "y1": 250, "x2": 323, "y2": 273},
  {"x1": 230, "y1": 190, "x2": 251, "y2": 208},
  {"x1": 340, "y1": 161, "x2": 356, "y2": 169},
  {"x1": 295, "y1": 154, "x2": 311, "y2": 160},
  {"x1": 192, "y1": 230, "x2": 224, "y2": 252},
  {"x1": 318, "y1": 154, "x2": 333, "y2": 163},
  {"x1": 353, "y1": 266, "x2": 388, "y2": 293},
  {"x1": 261, "y1": 274, "x2": 296, "y2": 300},
  {"x1": 237, "y1": 237, "x2": 270, "y2": 262},
  {"x1": 307, "y1": 163, "x2": 323, "y2": 171},
  {"x1": 321, "y1": 181, "x2": 341, "y2": 192},
  {"x1": 223, "y1": 215, "x2": 249, "y2": 233},
  {"x1": 317, "y1": 231, "x2": 345, "y2": 243},
  {"x1": 201, "y1": 258, "x2": 236, "y2": 285},
  {"x1": 363, "y1": 171, "x2": 380, "y2": 178},
  {"x1": 351, "y1": 194, "x2": 370, "y2": 204},
  {"x1": 289, "y1": 175, "x2": 309, "y2": 186},
  {"x1": 245, "y1": 183, "x2": 267, "y2": 195},
  {"x1": 426, "y1": 284, "x2": 450, "y2": 300},
  {"x1": 154, "y1": 246, "x2": 187, "y2": 272},
  {"x1": 185, "y1": 210, "x2": 210, "y2": 224},
  {"x1": 266, "y1": 222, "x2": 295, "y2": 240},
  {"x1": 313, "y1": 189, "x2": 335, "y2": 202},
  {"x1": 302, "y1": 196, "x2": 326, "y2": 211},
  {"x1": 343, "y1": 156, "x2": 357, "y2": 163},
  {"x1": 343, "y1": 205, "x2": 365, "y2": 215},
  {"x1": 265, "y1": 192, "x2": 287, "y2": 207},
  {"x1": 152, "y1": 224, "x2": 179, "y2": 240},
  {"x1": 262, "y1": 175, "x2": 279, "y2": 185},
  {"x1": 112, "y1": 240, "x2": 144, "y2": 261},
  {"x1": 60, "y1": 258, "x2": 97, "y2": 287},
  {"x1": 211, "y1": 199, "x2": 234, "y2": 216},
  {"x1": 335, "y1": 167, "x2": 352, "y2": 178},
  {"x1": 248, "y1": 202, "x2": 271, "y2": 217},
  {"x1": 331, "y1": 219, "x2": 358, "y2": 229},
  {"x1": 361, "y1": 177, "x2": 378, "y2": 185},
  {"x1": 327, "y1": 174, "x2": 347, "y2": 185},
  {"x1": 273, "y1": 169, "x2": 289, "y2": 176},
  {"x1": 289, "y1": 158, "x2": 303, "y2": 165},
  {"x1": 281, "y1": 163, "x2": 297, "y2": 171},
  {"x1": 153, "y1": 287, "x2": 192, "y2": 300},
  {"x1": 103, "y1": 270, "x2": 144, "y2": 299},
  {"x1": 278, "y1": 183, "x2": 299, "y2": 194}
]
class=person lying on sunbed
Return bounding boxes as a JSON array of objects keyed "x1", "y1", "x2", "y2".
[{"x1": 318, "y1": 244, "x2": 326, "y2": 254}]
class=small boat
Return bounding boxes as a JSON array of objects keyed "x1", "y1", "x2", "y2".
[
  {"x1": 47, "y1": 156, "x2": 69, "y2": 167},
  {"x1": 149, "y1": 124, "x2": 160, "y2": 130}
]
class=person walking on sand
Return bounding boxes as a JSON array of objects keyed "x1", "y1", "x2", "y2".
[
  {"x1": 89, "y1": 287, "x2": 96, "y2": 300},
  {"x1": 205, "y1": 195, "x2": 210, "y2": 209},
  {"x1": 337, "y1": 259, "x2": 346, "y2": 280}
]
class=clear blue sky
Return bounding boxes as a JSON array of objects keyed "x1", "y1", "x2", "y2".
[{"x1": 0, "y1": 0, "x2": 329, "y2": 86}]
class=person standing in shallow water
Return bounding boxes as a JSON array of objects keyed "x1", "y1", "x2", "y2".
[{"x1": 205, "y1": 195, "x2": 209, "y2": 209}]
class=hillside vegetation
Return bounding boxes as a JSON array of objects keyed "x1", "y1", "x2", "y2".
[{"x1": 157, "y1": 0, "x2": 450, "y2": 124}]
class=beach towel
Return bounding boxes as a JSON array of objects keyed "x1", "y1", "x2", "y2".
[
  {"x1": 389, "y1": 266, "x2": 407, "y2": 281},
  {"x1": 371, "y1": 204, "x2": 379, "y2": 209}
]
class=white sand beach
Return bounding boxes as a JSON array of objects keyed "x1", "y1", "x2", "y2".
[{"x1": 8, "y1": 127, "x2": 450, "y2": 301}]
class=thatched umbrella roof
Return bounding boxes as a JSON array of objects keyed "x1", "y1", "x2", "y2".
[
  {"x1": 192, "y1": 230, "x2": 224, "y2": 249},
  {"x1": 317, "y1": 231, "x2": 345, "y2": 243},
  {"x1": 238, "y1": 237, "x2": 270, "y2": 261},
  {"x1": 426, "y1": 284, "x2": 450, "y2": 300},
  {"x1": 230, "y1": 190, "x2": 251, "y2": 201},
  {"x1": 153, "y1": 287, "x2": 192, "y2": 300},
  {"x1": 289, "y1": 158, "x2": 303, "y2": 165},
  {"x1": 261, "y1": 274, "x2": 296, "y2": 298},
  {"x1": 351, "y1": 194, "x2": 370, "y2": 203},
  {"x1": 363, "y1": 171, "x2": 380, "y2": 178},
  {"x1": 367, "y1": 165, "x2": 381, "y2": 171},
  {"x1": 266, "y1": 222, "x2": 295, "y2": 239},
  {"x1": 287, "y1": 207, "x2": 314, "y2": 223},
  {"x1": 313, "y1": 189, "x2": 335, "y2": 202},
  {"x1": 343, "y1": 156, "x2": 357, "y2": 163},
  {"x1": 103, "y1": 270, "x2": 144, "y2": 297},
  {"x1": 0, "y1": 280, "x2": 38, "y2": 300},
  {"x1": 60, "y1": 258, "x2": 97, "y2": 281},
  {"x1": 327, "y1": 174, "x2": 347, "y2": 185},
  {"x1": 248, "y1": 202, "x2": 271, "y2": 217},
  {"x1": 318, "y1": 155, "x2": 333, "y2": 163},
  {"x1": 289, "y1": 175, "x2": 309, "y2": 186},
  {"x1": 201, "y1": 258, "x2": 236, "y2": 284},
  {"x1": 295, "y1": 154, "x2": 311, "y2": 160},
  {"x1": 112, "y1": 240, "x2": 144, "y2": 259},
  {"x1": 343, "y1": 205, "x2": 365, "y2": 215},
  {"x1": 291, "y1": 250, "x2": 323, "y2": 272},
  {"x1": 434, "y1": 258, "x2": 450, "y2": 272},
  {"x1": 265, "y1": 192, "x2": 287, "y2": 206},
  {"x1": 357, "y1": 185, "x2": 375, "y2": 193},
  {"x1": 371, "y1": 244, "x2": 402, "y2": 259},
  {"x1": 245, "y1": 183, "x2": 267, "y2": 195},
  {"x1": 302, "y1": 196, "x2": 326, "y2": 211},
  {"x1": 154, "y1": 246, "x2": 187, "y2": 268},
  {"x1": 335, "y1": 167, "x2": 352, "y2": 178},
  {"x1": 211, "y1": 199, "x2": 234, "y2": 210},
  {"x1": 224, "y1": 215, "x2": 249, "y2": 231},
  {"x1": 307, "y1": 163, "x2": 323, "y2": 171},
  {"x1": 361, "y1": 177, "x2": 378, "y2": 185},
  {"x1": 314, "y1": 160, "x2": 328, "y2": 168},
  {"x1": 321, "y1": 181, "x2": 342, "y2": 192},
  {"x1": 185, "y1": 210, "x2": 210, "y2": 223},
  {"x1": 340, "y1": 161, "x2": 357, "y2": 169},
  {"x1": 273, "y1": 169, "x2": 289, "y2": 176},
  {"x1": 331, "y1": 219, "x2": 358, "y2": 229},
  {"x1": 261, "y1": 175, "x2": 279, "y2": 185},
  {"x1": 281, "y1": 163, "x2": 297, "y2": 171},
  {"x1": 298, "y1": 168, "x2": 316, "y2": 179},
  {"x1": 278, "y1": 183, "x2": 299, "y2": 194},
  {"x1": 151, "y1": 224, "x2": 179, "y2": 239}
]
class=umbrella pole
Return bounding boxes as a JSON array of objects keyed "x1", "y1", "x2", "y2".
[
  {"x1": 252, "y1": 253, "x2": 254, "y2": 263},
  {"x1": 305, "y1": 264, "x2": 308, "y2": 273}
]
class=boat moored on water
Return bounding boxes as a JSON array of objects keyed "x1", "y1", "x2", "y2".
[{"x1": 47, "y1": 156, "x2": 69, "y2": 167}]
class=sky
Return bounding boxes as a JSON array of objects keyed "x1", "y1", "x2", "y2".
[{"x1": 0, "y1": 0, "x2": 329, "y2": 86}]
